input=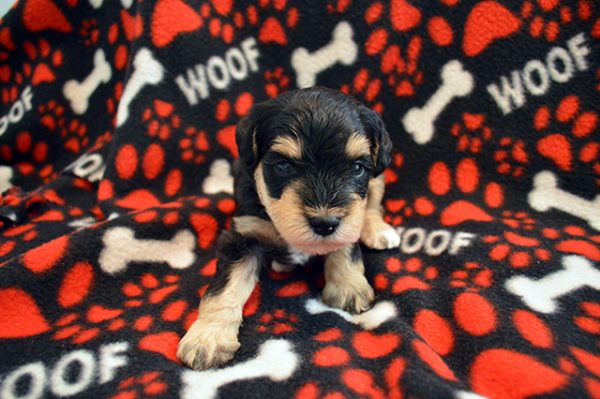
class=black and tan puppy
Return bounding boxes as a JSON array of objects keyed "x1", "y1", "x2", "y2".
[{"x1": 178, "y1": 87, "x2": 400, "y2": 370}]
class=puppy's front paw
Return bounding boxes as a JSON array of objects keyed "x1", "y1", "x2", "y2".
[
  {"x1": 361, "y1": 218, "x2": 400, "y2": 250},
  {"x1": 177, "y1": 320, "x2": 240, "y2": 370},
  {"x1": 322, "y1": 277, "x2": 375, "y2": 314}
]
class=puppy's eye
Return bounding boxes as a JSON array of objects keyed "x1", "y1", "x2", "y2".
[
  {"x1": 353, "y1": 162, "x2": 367, "y2": 177},
  {"x1": 274, "y1": 161, "x2": 293, "y2": 176}
]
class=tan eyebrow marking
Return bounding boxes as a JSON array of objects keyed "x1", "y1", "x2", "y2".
[
  {"x1": 271, "y1": 135, "x2": 302, "y2": 159},
  {"x1": 345, "y1": 133, "x2": 370, "y2": 159}
]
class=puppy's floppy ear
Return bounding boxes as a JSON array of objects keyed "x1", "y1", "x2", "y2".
[
  {"x1": 235, "y1": 114, "x2": 257, "y2": 169},
  {"x1": 235, "y1": 101, "x2": 280, "y2": 170},
  {"x1": 358, "y1": 105, "x2": 393, "y2": 176}
]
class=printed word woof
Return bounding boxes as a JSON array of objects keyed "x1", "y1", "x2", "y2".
[
  {"x1": 175, "y1": 38, "x2": 260, "y2": 105},
  {"x1": 395, "y1": 227, "x2": 476, "y2": 256},
  {"x1": 0, "y1": 342, "x2": 129, "y2": 399},
  {"x1": 0, "y1": 86, "x2": 33, "y2": 137},
  {"x1": 487, "y1": 33, "x2": 591, "y2": 115}
]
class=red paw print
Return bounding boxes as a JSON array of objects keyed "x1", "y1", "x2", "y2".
[
  {"x1": 542, "y1": 225, "x2": 600, "y2": 262},
  {"x1": 106, "y1": 82, "x2": 124, "y2": 116},
  {"x1": 501, "y1": 210, "x2": 535, "y2": 230},
  {"x1": 1, "y1": 131, "x2": 55, "y2": 183},
  {"x1": 574, "y1": 301, "x2": 600, "y2": 335},
  {"x1": 450, "y1": 113, "x2": 493, "y2": 154},
  {"x1": 483, "y1": 228, "x2": 552, "y2": 268},
  {"x1": 521, "y1": 0, "x2": 591, "y2": 42},
  {"x1": 374, "y1": 256, "x2": 438, "y2": 294},
  {"x1": 364, "y1": 2, "x2": 424, "y2": 97},
  {"x1": 62, "y1": 119, "x2": 89, "y2": 153},
  {"x1": 256, "y1": 308, "x2": 298, "y2": 334},
  {"x1": 122, "y1": 273, "x2": 190, "y2": 333},
  {"x1": 22, "y1": 38, "x2": 63, "y2": 86},
  {"x1": 427, "y1": 158, "x2": 505, "y2": 227},
  {"x1": 142, "y1": 100, "x2": 181, "y2": 141},
  {"x1": 341, "y1": 68, "x2": 384, "y2": 113},
  {"x1": 383, "y1": 195, "x2": 435, "y2": 226},
  {"x1": 380, "y1": 37, "x2": 423, "y2": 97},
  {"x1": 214, "y1": 92, "x2": 254, "y2": 157},
  {"x1": 2, "y1": 220, "x2": 38, "y2": 242},
  {"x1": 494, "y1": 137, "x2": 528, "y2": 178},
  {"x1": 179, "y1": 127, "x2": 210, "y2": 164},
  {"x1": 80, "y1": 19, "x2": 100, "y2": 46},
  {"x1": 38, "y1": 100, "x2": 89, "y2": 153},
  {"x1": 53, "y1": 304, "x2": 126, "y2": 344},
  {"x1": 113, "y1": 371, "x2": 167, "y2": 399},
  {"x1": 534, "y1": 95, "x2": 598, "y2": 178},
  {"x1": 449, "y1": 261, "x2": 493, "y2": 291},
  {"x1": 264, "y1": 67, "x2": 290, "y2": 98},
  {"x1": 326, "y1": 0, "x2": 351, "y2": 14},
  {"x1": 199, "y1": 0, "x2": 299, "y2": 45},
  {"x1": 122, "y1": 273, "x2": 181, "y2": 309}
]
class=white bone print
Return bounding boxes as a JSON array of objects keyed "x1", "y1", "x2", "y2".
[
  {"x1": 202, "y1": 159, "x2": 234, "y2": 195},
  {"x1": 181, "y1": 340, "x2": 299, "y2": 399},
  {"x1": 291, "y1": 21, "x2": 358, "y2": 88},
  {"x1": 305, "y1": 299, "x2": 397, "y2": 330},
  {"x1": 403, "y1": 60, "x2": 474, "y2": 144},
  {"x1": 63, "y1": 49, "x2": 112, "y2": 115},
  {"x1": 528, "y1": 170, "x2": 600, "y2": 231},
  {"x1": 116, "y1": 48, "x2": 164, "y2": 127},
  {"x1": 505, "y1": 255, "x2": 600, "y2": 313},
  {"x1": 98, "y1": 227, "x2": 196, "y2": 274}
]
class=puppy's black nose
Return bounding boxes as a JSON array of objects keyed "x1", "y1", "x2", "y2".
[{"x1": 309, "y1": 217, "x2": 340, "y2": 236}]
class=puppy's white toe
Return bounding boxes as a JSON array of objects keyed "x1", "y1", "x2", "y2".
[
  {"x1": 271, "y1": 260, "x2": 296, "y2": 273},
  {"x1": 361, "y1": 220, "x2": 400, "y2": 250}
]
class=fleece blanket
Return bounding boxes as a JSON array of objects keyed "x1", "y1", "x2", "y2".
[{"x1": 0, "y1": 0, "x2": 599, "y2": 398}]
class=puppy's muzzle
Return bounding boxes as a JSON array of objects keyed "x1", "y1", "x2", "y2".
[{"x1": 308, "y1": 216, "x2": 340, "y2": 236}]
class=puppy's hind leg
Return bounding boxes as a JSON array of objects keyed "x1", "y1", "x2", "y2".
[
  {"x1": 177, "y1": 232, "x2": 259, "y2": 370},
  {"x1": 322, "y1": 243, "x2": 374, "y2": 314},
  {"x1": 360, "y1": 174, "x2": 400, "y2": 250}
]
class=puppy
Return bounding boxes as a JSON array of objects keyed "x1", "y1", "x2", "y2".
[{"x1": 178, "y1": 87, "x2": 400, "y2": 370}]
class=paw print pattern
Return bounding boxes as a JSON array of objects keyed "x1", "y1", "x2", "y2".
[
  {"x1": 574, "y1": 302, "x2": 600, "y2": 335},
  {"x1": 427, "y1": 158, "x2": 505, "y2": 227},
  {"x1": 541, "y1": 225, "x2": 600, "y2": 262},
  {"x1": 38, "y1": 100, "x2": 90, "y2": 153},
  {"x1": 53, "y1": 304, "x2": 126, "y2": 344},
  {"x1": 122, "y1": 273, "x2": 181, "y2": 310},
  {"x1": 1, "y1": 131, "x2": 55, "y2": 183},
  {"x1": 374, "y1": 256, "x2": 439, "y2": 294},
  {"x1": 450, "y1": 113, "x2": 493, "y2": 154},
  {"x1": 340, "y1": 68, "x2": 384, "y2": 113},
  {"x1": 199, "y1": 0, "x2": 299, "y2": 45},
  {"x1": 494, "y1": 137, "x2": 528, "y2": 178},
  {"x1": 256, "y1": 308, "x2": 298, "y2": 334},
  {"x1": 500, "y1": 210, "x2": 536, "y2": 230},
  {"x1": 179, "y1": 127, "x2": 210, "y2": 164},
  {"x1": 383, "y1": 195, "x2": 435, "y2": 226},
  {"x1": 364, "y1": 2, "x2": 424, "y2": 97},
  {"x1": 23, "y1": 38, "x2": 63, "y2": 85},
  {"x1": 483, "y1": 230, "x2": 552, "y2": 268},
  {"x1": 264, "y1": 67, "x2": 290, "y2": 98},
  {"x1": 449, "y1": 261, "x2": 493, "y2": 291},
  {"x1": 80, "y1": 19, "x2": 100, "y2": 46},
  {"x1": 1, "y1": 37, "x2": 61, "y2": 103},
  {"x1": 142, "y1": 100, "x2": 182, "y2": 141},
  {"x1": 520, "y1": 0, "x2": 591, "y2": 42},
  {"x1": 113, "y1": 371, "x2": 167, "y2": 399},
  {"x1": 533, "y1": 95, "x2": 598, "y2": 180},
  {"x1": 214, "y1": 92, "x2": 254, "y2": 157}
]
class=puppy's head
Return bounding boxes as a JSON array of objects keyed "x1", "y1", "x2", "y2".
[{"x1": 236, "y1": 87, "x2": 392, "y2": 255}]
